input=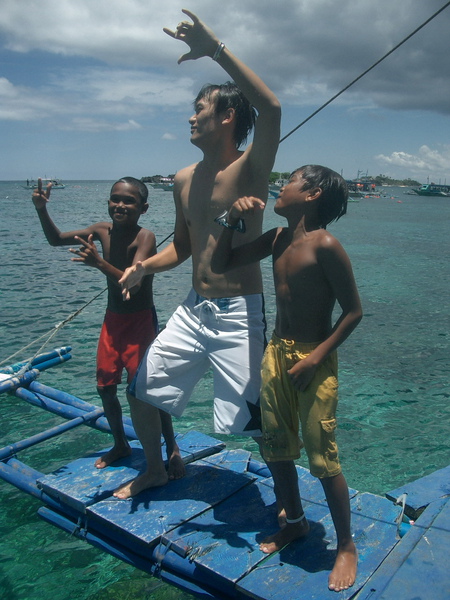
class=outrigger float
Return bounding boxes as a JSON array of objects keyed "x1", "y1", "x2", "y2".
[{"x1": 0, "y1": 348, "x2": 449, "y2": 599}]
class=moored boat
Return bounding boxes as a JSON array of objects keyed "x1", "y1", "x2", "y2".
[
  {"x1": 22, "y1": 178, "x2": 66, "y2": 190},
  {"x1": 413, "y1": 183, "x2": 449, "y2": 197}
]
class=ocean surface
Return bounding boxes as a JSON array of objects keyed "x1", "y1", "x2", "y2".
[{"x1": 0, "y1": 180, "x2": 449, "y2": 599}]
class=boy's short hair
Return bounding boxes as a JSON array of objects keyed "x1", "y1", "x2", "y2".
[
  {"x1": 194, "y1": 82, "x2": 256, "y2": 149},
  {"x1": 112, "y1": 177, "x2": 148, "y2": 204},
  {"x1": 293, "y1": 165, "x2": 348, "y2": 228}
]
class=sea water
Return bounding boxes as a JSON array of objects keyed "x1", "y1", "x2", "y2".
[{"x1": 0, "y1": 181, "x2": 448, "y2": 599}]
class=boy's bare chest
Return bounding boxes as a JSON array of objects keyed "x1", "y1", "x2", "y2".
[
  {"x1": 274, "y1": 241, "x2": 328, "y2": 299},
  {"x1": 100, "y1": 229, "x2": 136, "y2": 269}
]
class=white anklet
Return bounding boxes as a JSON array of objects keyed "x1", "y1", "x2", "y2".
[{"x1": 286, "y1": 514, "x2": 306, "y2": 524}]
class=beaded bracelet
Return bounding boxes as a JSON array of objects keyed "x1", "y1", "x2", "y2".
[
  {"x1": 214, "y1": 210, "x2": 246, "y2": 233},
  {"x1": 212, "y1": 42, "x2": 225, "y2": 61}
]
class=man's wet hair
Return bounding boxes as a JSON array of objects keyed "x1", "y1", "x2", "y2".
[
  {"x1": 292, "y1": 165, "x2": 348, "y2": 228},
  {"x1": 112, "y1": 177, "x2": 148, "y2": 204},
  {"x1": 194, "y1": 82, "x2": 256, "y2": 149}
]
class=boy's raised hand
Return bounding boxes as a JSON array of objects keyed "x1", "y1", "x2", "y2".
[
  {"x1": 163, "y1": 9, "x2": 219, "y2": 64},
  {"x1": 229, "y1": 196, "x2": 265, "y2": 222},
  {"x1": 32, "y1": 177, "x2": 52, "y2": 209},
  {"x1": 69, "y1": 235, "x2": 101, "y2": 268}
]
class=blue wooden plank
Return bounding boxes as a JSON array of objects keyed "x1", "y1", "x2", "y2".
[
  {"x1": 175, "y1": 430, "x2": 226, "y2": 461},
  {"x1": 236, "y1": 492, "x2": 401, "y2": 600},
  {"x1": 37, "y1": 430, "x2": 225, "y2": 513},
  {"x1": 385, "y1": 464, "x2": 450, "y2": 519},
  {"x1": 355, "y1": 497, "x2": 450, "y2": 600},
  {"x1": 258, "y1": 465, "x2": 359, "y2": 506},
  {"x1": 86, "y1": 457, "x2": 255, "y2": 552},
  {"x1": 157, "y1": 466, "x2": 359, "y2": 597},
  {"x1": 161, "y1": 476, "x2": 331, "y2": 598},
  {"x1": 201, "y1": 448, "x2": 252, "y2": 474}
]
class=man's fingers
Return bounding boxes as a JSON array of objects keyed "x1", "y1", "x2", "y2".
[
  {"x1": 181, "y1": 8, "x2": 197, "y2": 23},
  {"x1": 163, "y1": 27, "x2": 176, "y2": 38},
  {"x1": 178, "y1": 52, "x2": 193, "y2": 64}
]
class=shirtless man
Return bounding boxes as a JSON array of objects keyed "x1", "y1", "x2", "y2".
[{"x1": 115, "y1": 9, "x2": 281, "y2": 498}]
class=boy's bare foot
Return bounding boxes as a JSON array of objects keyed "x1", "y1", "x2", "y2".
[
  {"x1": 277, "y1": 506, "x2": 287, "y2": 527},
  {"x1": 328, "y1": 542, "x2": 357, "y2": 592},
  {"x1": 167, "y1": 451, "x2": 186, "y2": 480},
  {"x1": 113, "y1": 471, "x2": 168, "y2": 499},
  {"x1": 95, "y1": 445, "x2": 132, "y2": 469},
  {"x1": 259, "y1": 515, "x2": 310, "y2": 554}
]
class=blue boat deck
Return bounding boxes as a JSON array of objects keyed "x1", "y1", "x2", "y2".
[
  {"x1": 1, "y1": 352, "x2": 449, "y2": 599},
  {"x1": 36, "y1": 433, "x2": 403, "y2": 600}
]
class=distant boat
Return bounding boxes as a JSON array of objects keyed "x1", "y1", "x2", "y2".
[
  {"x1": 413, "y1": 183, "x2": 449, "y2": 197},
  {"x1": 346, "y1": 179, "x2": 377, "y2": 197},
  {"x1": 148, "y1": 177, "x2": 174, "y2": 191},
  {"x1": 22, "y1": 178, "x2": 66, "y2": 190}
]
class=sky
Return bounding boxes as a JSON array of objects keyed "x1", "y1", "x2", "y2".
[{"x1": 1, "y1": 0, "x2": 449, "y2": 183}]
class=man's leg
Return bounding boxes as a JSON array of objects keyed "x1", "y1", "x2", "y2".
[
  {"x1": 320, "y1": 473, "x2": 357, "y2": 592},
  {"x1": 159, "y1": 409, "x2": 185, "y2": 480},
  {"x1": 95, "y1": 385, "x2": 132, "y2": 468},
  {"x1": 113, "y1": 393, "x2": 168, "y2": 498}
]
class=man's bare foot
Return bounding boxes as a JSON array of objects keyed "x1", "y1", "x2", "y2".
[
  {"x1": 95, "y1": 445, "x2": 132, "y2": 469},
  {"x1": 113, "y1": 470, "x2": 168, "y2": 499},
  {"x1": 259, "y1": 516, "x2": 310, "y2": 554},
  {"x1": 167, "y1": 451, "x2": 186, "y2": 480},
  {"x1": 328, "y1": 542, "x2": 358, "y2": 592}
]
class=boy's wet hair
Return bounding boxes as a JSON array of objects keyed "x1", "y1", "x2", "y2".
[
  {"x1": 112, "y1": 177, "x2": 148, "y2": 204},
  {"x1": 293, "y1": 165, "x2": 348, "y2": 228},
  {"x1": 194, "y1": 82, "x2": 256, "y2": 149}
]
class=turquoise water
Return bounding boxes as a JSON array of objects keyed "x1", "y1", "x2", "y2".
[{"x1": 0, "y1": 181, "x2": 449, "y2": 599}]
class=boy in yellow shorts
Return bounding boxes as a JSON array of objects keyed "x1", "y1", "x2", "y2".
[{"x1": 211, "y1": 164, "x2": 362, "y2": 593}]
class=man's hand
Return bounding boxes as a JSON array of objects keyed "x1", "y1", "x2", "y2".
[
  {"x1": 32, "y1": 177, "x2": 52, "y2": 210},
  {"x1": 163, "y1": 9, "x2": 219, "y2": 64},
  {"x1": 119, "y1": 262, "x2": 146, "y2": 301},
  {"x1": 69, "y1": 235, "x2": 101, "y2": 268}
]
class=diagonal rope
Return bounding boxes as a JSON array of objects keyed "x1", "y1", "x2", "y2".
[
  {"x1": 0, "y1": 287, "x2": 107, "y2": 372},
  {"x1": 4, "y1": 3, "x2": 449, "y2": 369},
  {"x1": 0, "y1": 230, "x2": 176, "y2": 370},
  {"x1": 279, "y1": 1, "x2": 450, "y2": 143}
]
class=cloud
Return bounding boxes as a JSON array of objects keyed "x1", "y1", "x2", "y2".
[
  {"x1": 376, "y1": 145, "x2": 450, "y2": 178},
  {"x1": 64, "y1": 118, "x2": 142, "y2": 132},
  {"x1": 1, "y1": 0, "x2": 449, "y2": 118},
  {"x1": 0, "y1": 69, "x2": 194, "y2": 126},
  {"x1": 0, "y1": 77, "x2": 61, "y2": 120},
  {"x1": 1, "y1": 0, "x2": 449, "y2": 180}
]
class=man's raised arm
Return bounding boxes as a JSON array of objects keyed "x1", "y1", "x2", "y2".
[{"x1": 164, "y1": 9, "x2": 281, "y2": 175}]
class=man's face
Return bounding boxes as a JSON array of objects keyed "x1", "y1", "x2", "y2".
[{"x1": 189, "y1": 92, "x2": 223, "y2": 147}]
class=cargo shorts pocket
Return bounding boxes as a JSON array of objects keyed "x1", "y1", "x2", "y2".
[{"x1": 320, "y1": 418, "x2": 338, "y2": 461}]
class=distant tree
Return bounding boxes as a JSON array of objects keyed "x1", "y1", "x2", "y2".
[{"x1": 269, "y1": 171, "x2": 291, "y2": 183}]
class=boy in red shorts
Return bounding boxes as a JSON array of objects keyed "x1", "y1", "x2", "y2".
[{"x1": 32, "y1": 177, "x2": 184, "y2": 477}]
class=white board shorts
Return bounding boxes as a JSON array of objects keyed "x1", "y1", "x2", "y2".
[{"x1": 129, "y1": 288, "x2": 266, "y2": 436}]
